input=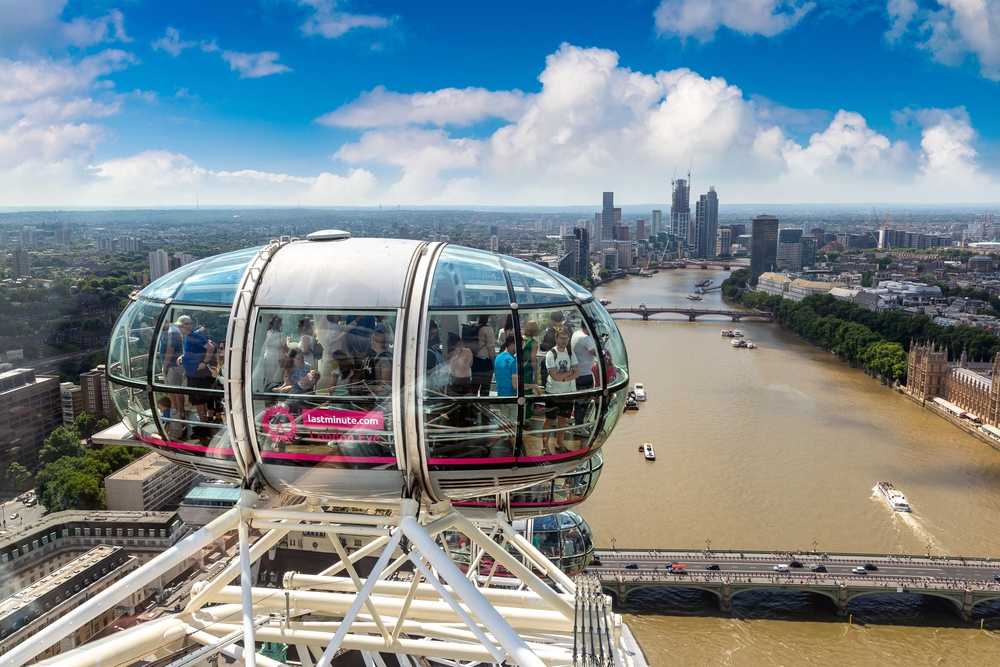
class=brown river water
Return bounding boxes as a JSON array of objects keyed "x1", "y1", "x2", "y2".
[{"x1": 581, "y1": 269, "x2": 1000, "y2": 666}]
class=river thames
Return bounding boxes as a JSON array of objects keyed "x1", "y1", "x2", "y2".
[{"x1": 582, "y1": 268, "x2": 1000, "y2": 666}]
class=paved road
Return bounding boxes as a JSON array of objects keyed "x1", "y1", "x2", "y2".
[
  {"x1": 590, "y1": 550, "x2": 1000, "y2": 587},
  {"x1": 0, "y1": 495, "x2": 48, "y2": 537}
]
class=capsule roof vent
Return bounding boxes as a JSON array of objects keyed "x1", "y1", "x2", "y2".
[{"x1": 306, "y1": 229, "x2": 351, "y2": 241}]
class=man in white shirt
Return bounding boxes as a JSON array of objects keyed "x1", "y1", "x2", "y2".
[
  {"x1": 571, "y1": 320, "x2": 597, "y2": 429},
  {"x1": 543, "y1": 327, "x2": 579, "y2": 454}
]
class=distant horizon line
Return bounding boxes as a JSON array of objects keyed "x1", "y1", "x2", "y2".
[{"x1": 1, "y1": 202, "x2": 999, "y2": 214}]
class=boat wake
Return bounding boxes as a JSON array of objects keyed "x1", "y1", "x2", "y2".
[{"x1": 870, "y1": 487, "x2": 942, "y2": 551}]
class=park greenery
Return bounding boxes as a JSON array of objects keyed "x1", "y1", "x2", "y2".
[
  {"x1": 32, "y1": 412, "x2": 145, "y2": 513},
  {"x1": 722, "y1": 269, "x2": 1000, "y2": 382}
]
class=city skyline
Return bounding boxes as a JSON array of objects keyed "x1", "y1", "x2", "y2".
[{"x1": 1, "y1": 2, "x2": 1000, "y2": 207}]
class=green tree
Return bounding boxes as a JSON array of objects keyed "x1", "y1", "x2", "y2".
[
  {"x1": 73, "y1": 412, "x2": 110, "y2": 441},
  {"x1": 598, "y1": 268, "x2": 611, "y2": 280},
  {"x1": 3, "y1": 462, "x2": 31, "y2": 489},
  {"x1": 37, "y1": 427, "x2": 85, "y2": 467}
]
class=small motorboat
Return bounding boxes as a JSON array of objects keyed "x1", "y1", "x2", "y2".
[
  {"x1": 732, "y1": 339, "x2": 748, "y2": 348},
  {"x1": 746, "y1": 342, "x2": 758, "y2": 349},
  {"x1": 643, "y1": 442, "x2": 656, "y2": 461},
  {"x1": 733, "y1": 329, "x2": 743, "y2": 337},
  {"x1": 686, "y1": 294, "x2": 702, "y2": 301},
  {"x1": 624, "y1": 393, "x2": 639, "y2": 412},
  {"x1": 599, "y1": 297, "x2": 611, "y2": 305},
  {"x1": 696, "y1": 279, "x2": 712, "y2": 287},
  {"x1": 633, "y1": 383, "x2": 646, "y2": 401}
]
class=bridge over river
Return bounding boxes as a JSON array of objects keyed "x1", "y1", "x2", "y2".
[
  {"x1": 590, "y1": 549, "x2": 1000, "y2": 620},
  {"x1": 605, "y1": 306, "x2": 774, "y2": 322}
]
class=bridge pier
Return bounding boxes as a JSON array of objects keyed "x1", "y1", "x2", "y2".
[
  {"x1": 720, "y1": 582, "x2": 732, "y2": 613},
  {"x1": 688, "y1": 314, "x2": 696, "y2": 322},
  {"x1": 837, "y1": 584, "x2": 848, "y2": 617},
  {"x1": 641, "y1": 314, "x2": 649, "y2": 321},
  {"x1": 961, "y1": 588, "x2": 974, "y2": 621},
  {"x1": 731, "y1": 316, "x2": 740, "y2": 322},
  {"x1": 618, "y1": 581, "x2": 629, "y2": 606}
]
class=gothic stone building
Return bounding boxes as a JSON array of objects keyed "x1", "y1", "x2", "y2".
[{"x1": 906, "y1": 341, "x2": 1000, "y2": 425}]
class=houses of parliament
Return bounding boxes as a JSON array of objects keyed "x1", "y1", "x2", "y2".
[{"x1": 906, "y1": 341, "x2": 1000, "y2": 425}]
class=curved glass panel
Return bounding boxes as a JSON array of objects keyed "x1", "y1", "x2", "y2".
[
  {"x1": 251, "y1": 309, "x2": 398, "y2": 469},
  {"x1": 502, "y1": 256, "x2": 576, "y2": 305},
  {"x1": 583, "y1": 300, "x2": 629, "y2": 388},
  {"x1": 139, "y1": 262, "x2": 201, "y2": 301},
  {"x1": 430, "y1": 246, "x2": 509, "y2": 307},
  {"x1": 108, "y1": 299, "x2": 163, "y2": 382},
  {"x1": 171, "y1": 247, "x2": 258, "y2": 304}
]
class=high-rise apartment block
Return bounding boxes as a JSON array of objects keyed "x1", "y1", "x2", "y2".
[
  {"x1": 636, "y1": 220, "x2": 645, "y2": 241},
  {"x1": 53, "y1": 226, "x2": 71, "y2": 246},
  {"x1": 573, "y1": 226, "x2": 590, "y2": 282},
  {"x1": 120, "y1": 237, "x2": 144, "y2": 253},
  {"x1": 80, "y1": 365, "x2": 118, "y2": 421},
  {"x1": 60, "y1": 382, "x2": 84, "y2": 427},
  {"x1": 652, "y1": 210, "x2": 662, "y2": 237},
  {"x1": 694, "y1": 186, "x2": 719, "y2": 258},
  {"x1": 149, "y1": 249, "x2": 170, "y2": 282},
  {"x1": 749, "y1": 215, "x2": 779, "y2": 287},
  {"x1": 490, "y1": 225, "x2": 499, "y2": 253},
  {"x1": 0, "y1": 369, "x2": 62, "y2": 472},
  {"x1": 670, "y1": 179, "x2": 691, "y2": 245},
  {"x1": 19, "y1": 227, "x2": 37, "y2": 247},
  {"x1": 716, "y1": 227, "x2": 732, "y2": 256},
  {"x1": 170, "y1": 252, "x2": 194, "y2": 271},
  {"x1": 12, "y1": 247, "x2": 30, "y2": 278}
]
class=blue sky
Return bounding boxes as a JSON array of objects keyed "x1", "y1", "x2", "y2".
[{"x1": 1, "y1": 0, "x2": 999, "y2": 206}]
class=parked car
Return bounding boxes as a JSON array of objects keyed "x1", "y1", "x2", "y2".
[
  {"x1": 852, "y1": 567, "x2": 868, "y2": 575},
  {"x1": 811, "y1": 564, "x2": 827, "y2": 573},
  {"x1": 774, "y1": 564, "x2": 790, "y2": 572}
]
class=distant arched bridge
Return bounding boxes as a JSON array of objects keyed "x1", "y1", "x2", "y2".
[{"x1": 606, "y1": 306, "x2": 774, "y2": 322}]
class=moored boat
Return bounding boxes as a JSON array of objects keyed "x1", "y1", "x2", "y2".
[
  {"x1": 876, "y1": 481, "x2": 911, "y2": 512},
  {"x1": 721, "y1": 329, "x2": 734, "y2": 337},
  {"x1": 732, "y1": 339, "x2": 748, "y2": 348},
  {"x1": 634, "y1": 383, "x2": 646, "y2": 401},
  {"x1": 733, "y1": 329, "x2": 743, "y2": 337},
  {"x1": 599, "y1": 297, "x2": 611, "y2": 305},
  {"x1": 686, "y1": 294, "x2": 702, "y2": 301},
  {"x1": 643, "y1": 442, "x2": 656, "y2": 461}
]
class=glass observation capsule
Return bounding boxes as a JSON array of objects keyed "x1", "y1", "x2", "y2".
[{"x1": 106, "y1": 233, "x2": 629, "y2": 514}]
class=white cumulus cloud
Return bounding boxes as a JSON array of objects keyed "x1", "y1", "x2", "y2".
[
  {"x1": 318, "y1": 85, "x2": 532, "y2": 128},
  {"x1": 0, "y1": 0, "x2": 131, "y2": 53},
  {"x1": 887, "y1": 0, "x2": 1000, "y2": 81},
  {"x1": 220, "y1": 51, "x2": 292, "y2": 79},
  {"x1": 654, "y1": 0, "x2": 816, "y2": 41},
  {"x1": 299, "y1": 0, "x2": 392, "y2": 38},
  {"x1": 152, "y1": 27, "x2": 197, "y2": 57}
]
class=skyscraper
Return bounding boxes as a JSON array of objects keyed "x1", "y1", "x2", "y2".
[
  {"x1": 636, "y1": 220, "x2": 645, "y2": 241},
  {"x1": 573, "y1": 226, "x2": 590, "y2": 282},
  {"x1": 716, "y1": 227, "x2": 732, "y2": 256},
  {"x1": 670, "y1": 178, "x2": 691, "y2": 245},
  {"x1": 12, "y1": 247, "x2": 30, "y2": 278},
  {"x1": 694, "y1": 186, "x2": 719, "y2": 258},
  {"x1": 490, "y1": 224, "x2": 499, "y2": 252},
  {"x1": 749, "y1": 215, "x2": 779, "y2": 287},
  {"x1": 601, "y1": 192, "x2": 614, "y2": 241},
  {"x1": 652, "y1": 210, "x2": 662, "y2": 236}
]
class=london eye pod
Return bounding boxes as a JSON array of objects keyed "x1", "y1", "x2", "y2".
[{"x1": 105, "y1": 233, "x2": 630, "y2": 514}]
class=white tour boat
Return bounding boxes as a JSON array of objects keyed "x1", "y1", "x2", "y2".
[
  {"x1": 732, "y1": 339, "x2": 748, "y2": 348},
  {"x1": 721, "y1": 329, "x2": 734, "y2": 337},
  {"x1": 634, "y1": 383, "x2": 646, "y2": 401},
  {"x1": 876, "y1": 481, "x2": 912, "y2": 512},
  {"x1": 643, "y1": 442, "x2": 656, "y2": 461},
  {"x1": 733, "y1": 329, "x2": 744, "y2": 337}
]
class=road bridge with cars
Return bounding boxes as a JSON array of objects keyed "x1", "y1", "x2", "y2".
[
  {"x1": 605, "y1": 306, "x2": 774, "y2": 322},
  {"x1": 589, "y1": 548, "x2": 1000, "y2": 620}
]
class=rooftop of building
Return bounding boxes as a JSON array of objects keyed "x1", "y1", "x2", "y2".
[
  {"x1": 0, "y1": 510, "x2": 180, "y2": 550},
  {"x1": 0, "y1": 368, "x2": 58, "y2": 395},
  {"x1": 757, "y1": 272, "x2": 791, "y2": 283},
  {"x1": 0, "y1": 545, "x2": 122, "y2": 618},
  {"x1": 182, "y1": 486, "x2": 241, "y2": 505},
  {"x1": 105, "y1": 452, "x2": 173, "y2": 482},
  {"x1": 790, "y1": 278, "x2": 845, "y2": 289}
]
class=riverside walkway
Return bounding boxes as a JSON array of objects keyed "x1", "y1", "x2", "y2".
[{"x1": 590, "y1": 549, "x2": 1000, "y2": 620}]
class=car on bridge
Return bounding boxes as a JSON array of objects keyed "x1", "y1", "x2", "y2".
[
  {"x1": 667, "y1": 563, "x2": 687, "y2": 574},
  {"x1": 852, "y1": 567, "x2": 868, "y2": 575},
  {"x1": 624, "y1": 562, "x2": 638, "y2": 569},
  {"x1": 705, "y1": 564, "x2": 720, "y2": 570},
  {"x1": 774, "y1": 564, "x2": 789, "y2": 572},
  {"x1": 863, "y1": 563, "x2": 878, "y2": 571},
  {"x1": 789, "y1": 560, "x2": 804, "y2": 568},
  {"x1": 811, "y1": 564, "x2": 827, "y2": 573},
  {"x1": 994, "y1": 573, "x2": 1000, "y2": 581}
]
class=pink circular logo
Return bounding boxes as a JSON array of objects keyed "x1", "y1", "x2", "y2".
[{"x1": 261, "y1": 405, "x2": 296, "y2": 444}]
